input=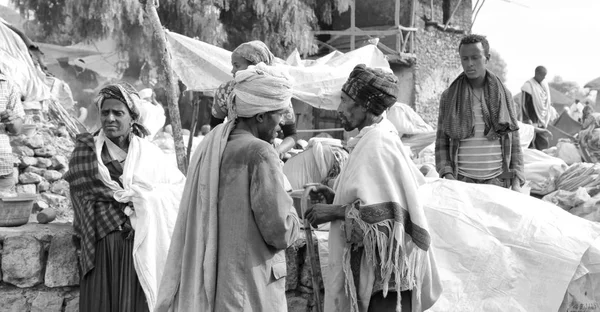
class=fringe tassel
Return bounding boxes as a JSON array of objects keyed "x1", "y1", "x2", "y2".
[
  {"x1": 345, "y1": 208, "x2": 428, "y2": 312},
  {"x1": 342, "y1": 246, "x2": 360, "y2": 312}
]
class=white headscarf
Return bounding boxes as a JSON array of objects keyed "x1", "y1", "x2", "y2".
[{"x1": 232, "y1": 63, "x2": 293, "y2": 118}]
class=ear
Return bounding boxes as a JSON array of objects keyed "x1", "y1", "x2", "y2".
[
  {"x1": 255, "y1": 113, "x2": 265, "y2": 123},
  {"x1": 485, "y1": 53, "x2": 491, "y2": 62}
]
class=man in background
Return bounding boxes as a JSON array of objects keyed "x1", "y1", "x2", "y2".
[
  {"x1": 519, "y1": 66, "x2": 553, "y2": 150},
  {"x1": 435, "y1": 34, "x2": 524, "y2": 191}
]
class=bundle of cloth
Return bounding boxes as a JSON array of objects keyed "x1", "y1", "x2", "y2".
[
  {"x1": 283, "y1": 137, "x2": 348, "y2": 190},
  {"x1": 579, "y1": 113, "x2": 600, "y2": 162}
]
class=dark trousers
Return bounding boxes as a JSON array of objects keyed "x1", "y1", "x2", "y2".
[{"x1": 368, "y1": 290, "x2": 412, "y2": 312}]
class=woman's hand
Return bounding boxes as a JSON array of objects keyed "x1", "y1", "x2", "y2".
[
  {"x1": 309, "y1": 184, "x2": 335, "y2": 204},
  {"x1": 304, "y1": 203, "x2": 344, "y2": 228}
]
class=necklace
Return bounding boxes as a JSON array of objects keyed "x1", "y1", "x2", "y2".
[{"x1": 470, "y1": 86, "x2": 484, "y2": 103}]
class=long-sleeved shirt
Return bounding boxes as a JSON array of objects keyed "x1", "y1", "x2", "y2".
[
  {"x1": 435, "y1": 89, "x2": 525, "y2": 185},
  {"x1": 215, "y1": 128, "x2": 300, "y2": 311}
]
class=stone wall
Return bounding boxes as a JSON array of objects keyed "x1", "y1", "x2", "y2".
[
  {"x1": 412, "y1": 0, "x2": 472, "y2": 127},
  {"x1": 10, "y1": 118, "x2": 75, "y2": 221},
  {"x1": 0, "y1": 223, "x2": 323, "y2": 312},
  {"x1": 0, "y1": 224, "x2": 79, "y2": 312}
]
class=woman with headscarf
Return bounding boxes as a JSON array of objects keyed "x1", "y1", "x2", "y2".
[
  {"x1": 210, "y1": 40, "x2": 297, "y2": 159},
  {"x1": 64, "y1": 83, "x2": 186, "y2": 312}
]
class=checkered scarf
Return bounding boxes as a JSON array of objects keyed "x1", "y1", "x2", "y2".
[
  {"x1": 441, "y1": 70, "x2": 519, "y2": 140},
  {"x1": 341, "y1": 64, "x2": 398, "y2": 116},
  {"x1": 94, "y1": 83, "x2": 150, "y2": 138},
  {"x1": 64, "y1": 133, "x2": 128, "y2": 276}
]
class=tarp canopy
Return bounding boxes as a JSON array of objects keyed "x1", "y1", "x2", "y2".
[
  {"x1": 0, "y1": 18, "x2": 51, "y2": 102},
  {"x1": 584, "y1": 76, "x2": 600, "y2": 90},
  {"x1": 35, "y1": 42, "x2": 103, "y2": 63},
  {"x1": 37, "y1": 39, "x2": 124, "y2": 80},
  {"x1": 165, "y1": 30, "x2": 390, "y2": 110}
]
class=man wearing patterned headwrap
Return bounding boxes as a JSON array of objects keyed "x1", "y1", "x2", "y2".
[
  {"x1": 156, "y1": 64, "x2": 300, "y2": 312},
  {"x1": 65, "y1": 83, "x2": 185, "y2": 312},
  {"x1": 305, "y1": 64, "x2": 442, "y2": 312},
  {"x1": 435, "y1": 34, "x2": 524, "y2": 191},
  {"x1": 210, "y1": 40, "x2": 297, "y2": 159}
]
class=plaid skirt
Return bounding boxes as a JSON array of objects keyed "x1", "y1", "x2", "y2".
[{"x1": 79, "y1": 229, "x2": 148, "y2": 312}]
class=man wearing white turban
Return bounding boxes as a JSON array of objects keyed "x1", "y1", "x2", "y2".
[
  {"x1": 211, "y1": 40, "x2": 298, "y2": 159},
  {"x1": 156, "y1": 64, "x2": 300, "y2": 312}
]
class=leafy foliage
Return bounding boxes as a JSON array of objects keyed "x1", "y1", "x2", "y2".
[
  {"x1": 487, "y1": 49, "x2": 507, "y2": 83},
  {"x1": 10, "y1": 0, "x2": 353, "y2": 80}
]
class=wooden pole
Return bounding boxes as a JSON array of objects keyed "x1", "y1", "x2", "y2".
[
  {"x1": 143, "y1": 0, "x2": 187, "y2": 173},
  {"x1": 395, "y1": 0, "x2": 401, "y2": 53},
  {"x1": 410, "y1": 0, "x2": 417, "y2": 54},
  {"x1": 350, "y1": 0, "x2": 356, "y2": 51},
  {"x1": 443, "y1": 0, "x2": 463, "y2": 30}
]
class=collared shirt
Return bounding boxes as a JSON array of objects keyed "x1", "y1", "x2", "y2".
[{"x1": 0, "y1": 74, "x2": 25, "y2": 176}]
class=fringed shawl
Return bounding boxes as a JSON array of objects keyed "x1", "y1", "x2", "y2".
[{"x1": 326, "y1": 118, "x2": 442, "y2": 312}]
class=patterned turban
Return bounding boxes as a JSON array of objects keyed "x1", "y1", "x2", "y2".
[
  {"x1": 232, "y1": 63, "x2": 292, "y2": 118},
  {"x1": 94, "y1": 82, "x2": 150, "y2": 137},
  {"x1": 232, "y1": 41, "x2": 274, "y2": 66},
  {"x1": 341, "y1": 64, "x2": 399, "y2": 116}
]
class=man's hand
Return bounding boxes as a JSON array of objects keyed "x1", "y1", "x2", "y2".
[
  {"x1": 443, "y1": 173, "x2": 455, "y2": 180},
  {"x1": 0, "y1": 110, "x2": 18, "y2": 125},
  {"x1": 511, "y1": 179, "x2": 522, "y2": 193},
  {"x1": 304, "y1": 203, "x2": 344, "y2": 228},
  {"x1": 534, "y1": 127, "x2": 553, "y2": 139},
  {"x1": 309, "y1": 184, "x2": 335, "y2": 204},
  {"x1": 1, "y1": 110, "x2": 23, "y2": 134}
]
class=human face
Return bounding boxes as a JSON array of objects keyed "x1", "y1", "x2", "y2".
[
  {"x1": 100, "y1": 99, "x2": 133, "y2": 140},
  {"x1": 257, "y1": 111, "x2": 284, "y2": 144},
  {"x1": 459, "y1": 42, "x2": 489, "y2": 81},
  {"x1": 337, "y1": 92, "x2": 367, "y2": 132},
  {"x1": 231, "y1": 53, "x2": 252, "y2": 77},
  {"x1": 534, "y1": 69, "x2": 547, "y2": 83}
]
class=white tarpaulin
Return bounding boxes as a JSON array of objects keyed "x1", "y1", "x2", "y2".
[
  {"x1": 421, "y1": 179, "x2": 600, "y2": 312},
  {"x1": 165, "y1": 31, "x2": 390, "y2": 110},
  {"x1": 0, "y1": 19, "x2": 51, "y2": 102}
]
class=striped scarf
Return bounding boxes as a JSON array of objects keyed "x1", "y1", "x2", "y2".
[{"x1": 442, "y1": 70, "x2": 519, "y2": 140}]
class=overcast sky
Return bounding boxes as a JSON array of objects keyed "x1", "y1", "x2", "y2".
[{"x1": 472, "y1": 0, "x2": 600, "y2": 94}]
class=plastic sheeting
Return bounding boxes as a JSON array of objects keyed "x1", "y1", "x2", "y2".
[
  {"x1": 421, "y1": 179, "x2": 600, "y2": 312},
  {"x1": 0, "y1": 19, "x2": 51, "y2": 102},
  {"x1": 165, "y1": 31, "x2": 390, "y2": 110}
]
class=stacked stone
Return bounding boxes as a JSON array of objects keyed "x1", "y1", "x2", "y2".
[
  {"x1": 0, "y1": 224, "x2": 79, "y2": 311},
  {"x1": 10, "y1": 122, "x2": 75, "y2": 220}
]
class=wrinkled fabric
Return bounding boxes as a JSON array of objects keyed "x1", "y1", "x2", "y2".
[
  {"x1": 93, "y1": 130, "x2": 185, "y2": 312},
  {"x1": 156, "y1": 122, "x2": 300, "y2": 312},
  {"x1": 232, "y1": 63, "x2": 293, "y2": 118},
  {"x1": 441, "y1": 70, "x2": 519, "y2": 140},
  {"x1": 521, "y1": 78, "x2": 552, "y2": 127},
  {"x1": 327, "y1": 118, "x2": 441, "y2": 312},
  {"x1": 341, "y1": 64, "x2": 398, "y2": 115},
  {"x1": 232, "y1": 40, "x2": 274, "y2": 66}
]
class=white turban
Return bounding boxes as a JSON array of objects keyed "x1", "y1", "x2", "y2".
[{"x1": 232, "y1": 63, "x2": 293, "y2": 118}]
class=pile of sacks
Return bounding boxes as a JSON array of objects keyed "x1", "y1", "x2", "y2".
[
  {"x1": 542, "y1": 163, "x2": 600, "y2": 222},
  {"x1": 10, "y1": 121, "x2": 75, "y2": 220}
]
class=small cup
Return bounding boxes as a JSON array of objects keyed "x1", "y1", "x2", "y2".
[{"x1": 37, "y1": 208, "x2": 56, "y2": 224}]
